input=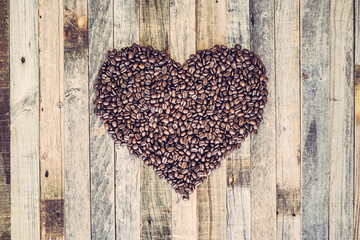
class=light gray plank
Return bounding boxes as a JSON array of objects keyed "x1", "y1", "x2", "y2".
[
  {"x1": 196, "y1": 1, "x2": 227, "y2": 239},
  {"x1": 226, "y1": 0, "x2": 251, "y2": 239},
  {"x1": 354, "y1": 1, "x2": 360, "y2": 239},
  {"x1": 64, "y1": 0, "x2": 90, "y2": 238},
  {"x1": 329, "y1": 0, "x2": 354, "y2": 239},
  {"x1": 169, "y1": 0, "x2": 197, "y2": 239},
  {"x1": 10, "y1": 0, "x2": 40, "y2": 238},
  {"x1": 139, "y1": 1, "x2": 172, "y2": 239},
  {"x1": 88, "y1": 0, "x2": 116, "y2": 239},
  {"x1": 39, "y1": 0, "x2": 65, "y2": 238},
  {"x1": 249, "y1": 0, "x2": 276, "y2": 239},
  {"x1": 301, "y1": 0, "x2": 330, "y2": 239},
  {"x1": 274, "y1": 0, "x2": 301, "y2": 239},
  {"x1": 113, "y1": 1, "x2": 140, "y2": 239}
]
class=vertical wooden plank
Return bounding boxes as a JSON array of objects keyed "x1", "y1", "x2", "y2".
[
  {"x1": 64, "y1": 0, "x2": 90, "y2": 238},
  {"x1": 139, "y1": 1, "x2": 172, "y2": 239},
  {"x1": 301, "y1": 0, "x2": 330, "y2": 239},
  {"x1": 113, "y1": 1, "x2": 140, "y2": 239},
  {"x1": 275, "y1": 0, "x2": 301, "y2": 239},
  {"x1": 88, "y1": 0, "x2": 115, "y2": 239},
  {"x1": 0, "y1": 0, "x2": 10, "y2": 239},
  {"x1": 169, "y1": 0, "x2": 197, "y2": 239},
  {"x1": 226, "y1": 0, "x2": 251, "y2": 239},
  {"x1": 38, "y1": 0, "x2": 65, "y2": 238},
  {"x1": 355, "y1": 1, "x2": 360, "y2": 239},
  {"x1": 329, "y1": 0, "x2": 354, "y2": 239},
  {"x1": 249, "y1": 0, "x2": 276, "y2": 239},
  {"x1": 9, "y1": 0, "x2": 40, "y2": 238},
  {"x1": 196, "y1": 1, "x2": 227, "y2": 239}
]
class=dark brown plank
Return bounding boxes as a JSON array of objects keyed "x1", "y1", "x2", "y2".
[
  {"x1": 139, "y1": 0, "x2": 172, "y2": 239},
  {"x1": 0, "y1": 1, "x2": 10, "y2": 239}
]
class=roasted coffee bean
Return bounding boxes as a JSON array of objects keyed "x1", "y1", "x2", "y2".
[{"x1": 93, "y1": 44, "x2": 268, "y2": 200}]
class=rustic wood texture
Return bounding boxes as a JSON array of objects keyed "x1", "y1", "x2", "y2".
[
  {"x1": 169, "y1": 0, "x2": 197, "y2": 239},
  {"x1": 139, "y1": 1, "x2": 172, "y2": 239},
  {"x1": 88, "y1": 0, "x2": 116, "y2": 239},
  {"x1": 39, "y1": 0, "x2": 65, "y2": 238},
  {"x1": 354, "y1": 0, "x2": 360, "y2": 238},
  {"x1": 63, "y1": 0, "x2": 90, "y2": 239},
  {"x1": 301, "y1": 0, "x2": 330, "y2": 239},
  {"x1": 250, "y1": 0, "x2": 277, "y2": 239},
  {"x1": 9, "y1": 0, "x2": 40, "y2": 239},
  {"x1": 0, "y1": 0, "x2": 10, "y2": 239},
  {"x1": 329, "y1": 0, "x2": 354, "y2": 239},
  {"x1": 226, "y1": 0, "x2": 251, "y2": 239},
  {"x1": 274, "y1": 0, "x2": 301, "y2": 239},
  {"x1": 196, "y1": 1, "x2": 227, "y2": 240},
  {"x1": 113, "y1": 1, "x2": 140, "y2": 239}
]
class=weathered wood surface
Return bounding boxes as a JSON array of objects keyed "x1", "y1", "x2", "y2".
[
  {"x1": 301, "y1": 0, "x2": 330, "y2": 239},
  {"x1": 226, "y1": 0, "x2": 251, "y2": 239},
  {"x1": 250, "y1": 0, "x2": 276, "y2": 239},
  {"x1": 64, "y1": 0, "x2": 90, "y2": 239},
  {"x1": 9, "y1": 0, "x2": 40, "y2": 239},
  {"x1": 169, "y1": 0, "x2": 197, "y2": 239},
  {"x1": 196, "y1": 1, "x2": 227, "y2": 240},
  {"x1": 329, "y1": 0, "x2": 354, "y2": 239},
  {"x1": 88, "y1": 0, "x2": 116, "y2": 239},
  {"x1": 114, "y1": 1, "x2": 140, "y2": 239},
  {"x1": 354, "y1": 0, "x2": 360, "y2": 238},
  {"x1": 275, "y1": 0, "x2": 301, "y2": 239},
  {"x1": 39, "y1": 0, "x2": 65, "y2": 238},
  {"x1": 139, "y1": 1, "x2": 172, "y2": 239},
  {"x1": 0, "y1": 0, "x2": 10, "y2": 239}
]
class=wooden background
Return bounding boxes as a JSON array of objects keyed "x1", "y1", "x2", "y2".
[{"x1": 0, "y1": 0, "x2": 359, "y2": 239}]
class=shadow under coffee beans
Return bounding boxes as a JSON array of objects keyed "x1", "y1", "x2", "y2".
[{"x1": 93, "y1": 43, "x2": 269, "y2": 200}]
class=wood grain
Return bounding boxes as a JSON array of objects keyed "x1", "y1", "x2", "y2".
[
  {"x1": 329, "y1": 1, "x2": 354, "y2": 239},
  {"x1": 0, "y1": 0, "x2": 10, "y2": 239},
  {"x1": 226, "y1": 0, "x2": 251, "y2": 239},
  {"x1": 354, "y1": 1, "x2": 360, "y2": 238},
  {"x1": 88, "y1": 0, "x2": 116, "y2": 239},
  {"x1": 275, "y1": 0, "x2": 301, "y2": 239},
  {"x1": 139, "y1": 1, "x2": 172, "y2": 239},
  {"x1": 63, "y1": 0, "x2": 90, "y2": 239},
  {"x1": 249, "y1": 0, "x2": 276, "y2": 239},
  {"x1": 301, "y1": 0, "x2": 330, "y2": 239},
  {"x1": 196, "y1": 1, "x2": 227, "y2": 239},
  {"x1": 169, "y1": 0, "x2": 197, "y2": 239},
  {"x1": 9, "y1": 0, "x2": 40, "y2": 238},
  {"x1": 114, "y1": 1, "x2": 140, "y2": 239},
  {"x1": 39, "y1": 0, "x2": 65, "y2": 238}
]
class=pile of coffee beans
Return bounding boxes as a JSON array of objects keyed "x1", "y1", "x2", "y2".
[{"x1": 93, "y1": 43, "x2": 268, "y2": 200}]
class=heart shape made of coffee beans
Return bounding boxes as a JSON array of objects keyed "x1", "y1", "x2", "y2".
[{"x1": 93, "y1": 43, "x2": 268, "y2": 200}]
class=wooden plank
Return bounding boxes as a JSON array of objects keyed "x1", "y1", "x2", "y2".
[
  {"x1": 169, "y1": 0, "x2": 197, "y2": 239},
  {"x1": 196, "y1": 1, "x2": 227, "y2": 239},
  {"x1": 88, "y1": 0, "x2": 115, "y2": 239},
  {"x1": 226, "y1": 0, "x2": 251, "y2": 239},
  {"x1": 63, "y1": 0, "x2": 90, "y2": 239},
  {"x1": 249, "y1": 0, "x2": 276, "y2": 239},
  {"x1": 38, "y1": 0, "x2": 65, "y2": 238},
  {"x1": 139, "y1": 1, "x2": 172, "y2": 239},
  {"x1": 300, "y1": 0, "x2": 330, "y2": 239},
  {"x1": 9, "y1": 0, "x2": 40, "y2": 238},
  {"x1": 113, "y1": 1, "x2": 140, "y2": 239},
  {"x1": 274, "y1": 0, "x2": 301, "y2": 239},
  {"x1": 329, "y1": 1, "x2": 354, "y2": 239},
  {"x1": 354, "y1": 0, "x2": 360, "y2": 239},
  {"x1": 0, "y1": 0, "x2": 10, "y2": 239}
]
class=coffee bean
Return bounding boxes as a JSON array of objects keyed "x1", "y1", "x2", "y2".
[{"x1": 94, "y1": 43, "x2": 268, "y2": 200}]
